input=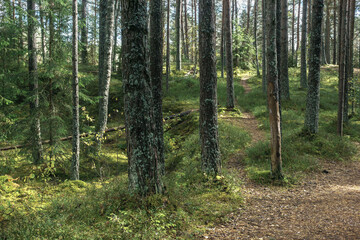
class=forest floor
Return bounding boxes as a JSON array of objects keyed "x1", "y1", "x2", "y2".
[{"x1": 205, "y1": 75, "x2": 360, "y2": 240}]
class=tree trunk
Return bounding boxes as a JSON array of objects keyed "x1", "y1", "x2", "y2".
[
  {"x1": 280, "y1": 0, "x2": 290, "y2": 100},
  {"x1": 224, "y1": 0, "x2": 234, "y2": 109},
  {"x1": 150, "y1": 0, "x2": 165, "y2": 177},
  {"x1": 193, "y1": 0, "x2": 197, "y2": 74},
  {"x1": 81, "y1": 0, "x2": 88, "y2": 64},
  {"x1": 39, "y1": 0, "x2": 45, "y2": 63},
  {"x1": 295, "y1": 0, "x2": 301, "y2": 67},
  {"x1": 348, "y1": 0, "x2": 355, "y2": 78},
  {"x1": 304, "y1": 0, "x2": 324, "y2": 133},
  {"x1": 121, "y1": 0, "x2": 164, "y2": 196},
  {"x1": 300, "y1": 0, "x2": 308, "y2": 88},
  {"x1": 27, "y1": 0, "x2": 43, "y2": 164},
  {"x1": 112, "y1": 0, "x2": 120, "y2": 72},
  {"x1": 262, "y1": 0, "x2": 266, "y2": 93},
  {"x1": 291, "y1": 0, "x2": 295, "y2": 63},
  {"x1": 199, "y1": 0, "x2": 221, "y2": 176},
  {"x1": 333, "y1": 0, "x2": 337, "y2": 64},
  {"x1": 71, "y1": 0, "x2": 80, "y2": 180},
  {"x1": 221, "y1": 2, "x2": 225, "y2": 78},
  {"x1": 175, "y1": 0, "x2": 182, "y2": 70},
  {"x1": 246, "y1": 0, "x2": 251, "y2": 33},
  {"x1": 166, "y1": 0, "x2": 170, "y2": 90},
  {"x1": 266, "y1": 0, "x2": 283, "y2": 180},
  {"x1": 96, "y1": 0, "x2": 115, "y2": 148},
  {"x1": 324, "y1": 0, "x2": 330, "y2": 64},
  {"x1": 184, "y1": 0, "x2": 189, "y2": 60},
  {"x1": 343, "y1": 0, "x2": 351, "y2": 123},
  {"x1": 337, "y1": 0, "x2": 347, "y2": 136},
  {"x1": 254, "y1": 0, "x2": 260, "y2": 76}
]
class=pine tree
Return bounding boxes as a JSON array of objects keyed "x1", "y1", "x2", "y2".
[
  {"x1": 199, "y1": 0, "x2": 221, "y2": 176},
  {"x1": 300, "y1": 0, "x2": 308, "y2": 89},
  {"x1": 81, "y1": 0, "x2": 88, "y2": 64},
  {"x1": 304, "y1": 0, "x2": 324, "y2": 133},
  {"x1": 224, "y1": 0, "x2": 234, "y2": 109},
  {"x1": 175, "y1": 0, "x2": 182, "y2": 70},
  {"x1": 280, "y1": 0, "x2": 290, "y2": 100}
]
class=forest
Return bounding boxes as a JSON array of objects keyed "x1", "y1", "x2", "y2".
[{"x1": 0, "y1": 0, "x2": 360, "y2": 239}]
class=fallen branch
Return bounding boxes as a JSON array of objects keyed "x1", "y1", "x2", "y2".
[{"x1": 0, "y1": 109, "x2": 198, "y2": 152}]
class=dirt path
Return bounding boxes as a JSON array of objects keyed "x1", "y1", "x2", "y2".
[{"x1": 206, "y1": 76, "x2": 360, "y2": 239}]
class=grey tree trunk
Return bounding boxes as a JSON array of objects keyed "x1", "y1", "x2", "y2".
[
  {"x1": 291, "y1": 0, "x2": 295, "y2": 62},
  {"x1": 304, "y1": 0, "x2": 324, "y2": 134},
  {"x1": 266, "y1": 0, "x2": 283, "y2": 180},
  {"x1": 184, "y1": 0, "x2": 189, "y2": 60},
  {"x1": 224, "y1": 0, "x2": 234, "y2": 109},
  {"x1": 112, "y1": 0, "x2": 120, "y2": 72},
  {"x1": 81, "y1": 0, "x2": 88, "y2": 64},
  {"x1": 199, "y1": 0, "x2": 221, "y2": 176},
  {"x1": 300, "y1": 0, "x2": 308, "y2": 89},
  {"x1": 295, "y1": 0, "x2": 301, "y2": 67},
  {"x1": 324, "y1": 0, "x2": 330, "y2": 64},
  {"x1": 337, "y1": 0, "x2": 347, "y2": 136},
  {"x1": 121, "y1": 0, "x2": 164, "y2": 195},
  {"x1": 220, "y1": 2, "x2": 224, "y2": 78},
  {"x1": 71, "y1": 0, "x2": 80, "y2": 180},
  {"x1": 332, "y1": 0, "x2": 337, "y2": 64},
  {"x1": 280, "y1": 0, "x2": 290, "y2": 100},
  {"x1": 175, "y1": 0, "x2": 182, "y2": 70},
  {"x1": 166, "y1": 0, "x2": 170, "y2": 91},
  {"x1": 262, "y1": 0, "x2": 266, "y2": 93},
  {"x1": 193, "y1": 0, "x2": 197, "y2": 74},
  {"x1": 150, "y1": 0, "x2": 165, "y2": 177},
  {"x1": 28, "y1": 0, "x2": 43, "y2": 164},
  {"x1": 254, "y1": 0, "x2": 260, "y2": 76},
  {"x1": 97, "y1": 0, "x2": 115, "y2": 148}
]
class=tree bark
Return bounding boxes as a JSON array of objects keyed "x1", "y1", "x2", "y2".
[
  {"x1": 246, "y1": 0, "x2": 251, "y2": 33},
  {"x1": 300, "y1": 0, "x2": 308, "y2": 88},
  {"x1": 292, "y1": 0, "x2": 295, "y2": 63},
  {"x1": 27, "y1": 0, "x2": 43, "y2": 164},
  {"x1": 295, "y1": 0, "x2": 301, "y2": 67},
  {"x1": 224, "y1": 0, "x2": 234, "y2": 109},
  {"x1": 304, "y1": 0, "x2": 324, "y2": 133},
  {"x1": 71, "y1": 0, "x2": 80, "y2": 180},
  {"x1": 81, "y1": 0, "x2": 88, "y2": 64},
  {"x1": 324, "y1": 0, "x2": 331, "y2": 64},
  {"x1": 348, "y1": 0, "x2": 355, "y2": 78},
  {"x1": 333, "y1": 0, "x2": 337, "y2": 64},
  {"x1": 280, "y1": 0, "x2": 290, "y2": 100},
  {"x1": 166, "y1": 0, "x2": 170, "y2": 90},
  {"x1": 112, "y1": 0, "x2": 120, "y2": 72},
  {"x1": 184, "y1": 0, "x2": 189, "y2": 60},
  {"x1": 337, "y1": 0, "x2": 347, "y2": 136},
  {"x1": 175, "y1": 0, "x2": 182, "y2": 70},
  {"x1": 96, "y1": 0, "x2": 115, "y2": 148},
  {"x1": 262, "y1": 0, "x2": 266, "y2": 93},
  {"x1": 254, "y1": 0, "x2": 260, "y2": 76},
  {"x1": 121, "y1": 0, "x2": 164, "y2": 195},
  {"x1": 199, "y1": 0, "x2": 221, "y2": 176},
  {"x1": 221, "y1": 2, "x2": 225, "y2": 78},
  {"x1": 150, "y1": 0, "x2": 165, "y2": 177},
  {"x1": 266, "y1": 0, "x2": 283, "y2": 180}
]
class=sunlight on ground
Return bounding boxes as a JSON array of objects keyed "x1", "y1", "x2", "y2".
[{"x1": 329, "y1": 185, "x2": 360, "y2": 193}]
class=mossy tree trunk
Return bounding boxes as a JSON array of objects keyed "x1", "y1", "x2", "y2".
[
  {"x1": 224, "y1": 0, "x2": 234, "y2": 109},
  {"x1": 71, "y1": 0, "x2": 80, "y2": 180},
  {"x1": 304, "y1": 0, "x2": 324, "y2": 134},
  {"x1": 96, "y1": 0, "x2": 115, "y2": 148},
  {"x1": 150, "y1": 0, "x2": 165, "y2": 177},
  {"x1": 266, "y1": 0, "x2": 283, "y2": 180},
  {"x1": 121, "y1": 0, "x2": 164, "y2": 196},
  {"x1": 27, "y1": 0, "x2": 43, "y2": 164},
  {"x1": 199, "y1": 0, "x2": 221, "y2": 176},
  {"x1": 300, "y1": 0, "x2": 308, "y2": 89},
  {"x1": 337, "y1": 0, "x2": 347, "y2": 136}
]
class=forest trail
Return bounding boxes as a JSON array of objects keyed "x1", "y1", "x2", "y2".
[{"x1": 205, "y1": 75, "x2": 360, "y2": 239}]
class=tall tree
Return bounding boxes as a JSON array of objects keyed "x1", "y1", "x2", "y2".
[
  {"x1": 175, "y1": 0, "x2": 182, "y2": 70},
  {"x1": 266, "y1": 0, "x2": 283, "y2": 180},
  {"x1": 71, "y1": 0, "x2": 80, "y2": 180},
  {"x1": 150, "y1": 0, "x2": 165, "y2": 177},
  {"x1": 199, "y1": 0, "x2": 221, "y2": 176},
  {"x1": 27, "y1": 0, "x2": 43, "y2": 164},
  {"x1": 183, "y1": 0, "x2": 189, "y2": 60},
  {"x1": 280, "y1": 0, "x2": 290, "y2": 100},
  {"x1": 304, "y1": 0, "x2": 324, "y2": 133},
  {"x1": 220, "y1": 2, "x2": 225, "y2": 78},
  {"x1": 111, "y1": 0, "x2": 120, "y2": 72},
  {"x1": 254, "y1": 0, "x2": 260, "y2": 76},
  {"x1": 96, "y1": 0, "x2": 115, "y2": 148},
  {"x1": 121, "y1": 0, "x2": 164, "y2": 195},
  {"x1": 224, "y1": 0, "x2": 234, "y2": 109},
  {"x1": 348, "y1": 0, "x2": 355, "y2": 78},
  {"x1": 332, "y1": 0, "x2": 337, "y2": 64},
  {"x1": 337, "y1": 0, "x2": 347, "y2": 136},
  {"x1": 300, "y1": 0, "x2": 308, "y2": 88},
  {"x1": 324, "y1": 0, "x2": 331, "y2": 64},
  {"x1": 39, "y1": 0, "x2": 45, "y2": 62},
  {"x1": 291, "y1": 0, "x2": 295, "y2": 62},
  {"x1": 262, "y1": 0, "x2": 266, "y2": 93},
  {"x1": 81, "y1": 0, "x2": 88, "y2": 64},
  {"x1": 295, "y1": 0, "x2": 301, "y2": 66},
  {"x1": 166, "y1": 0, "x2": 170, "y2": 90},
  {"x1": 246, "y1": 0, "x2": 251, "y2": 33}
]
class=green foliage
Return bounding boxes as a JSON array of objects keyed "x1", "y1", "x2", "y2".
[{"x1": 232, "y1": 26, "x2": 256, "y2": 70}]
